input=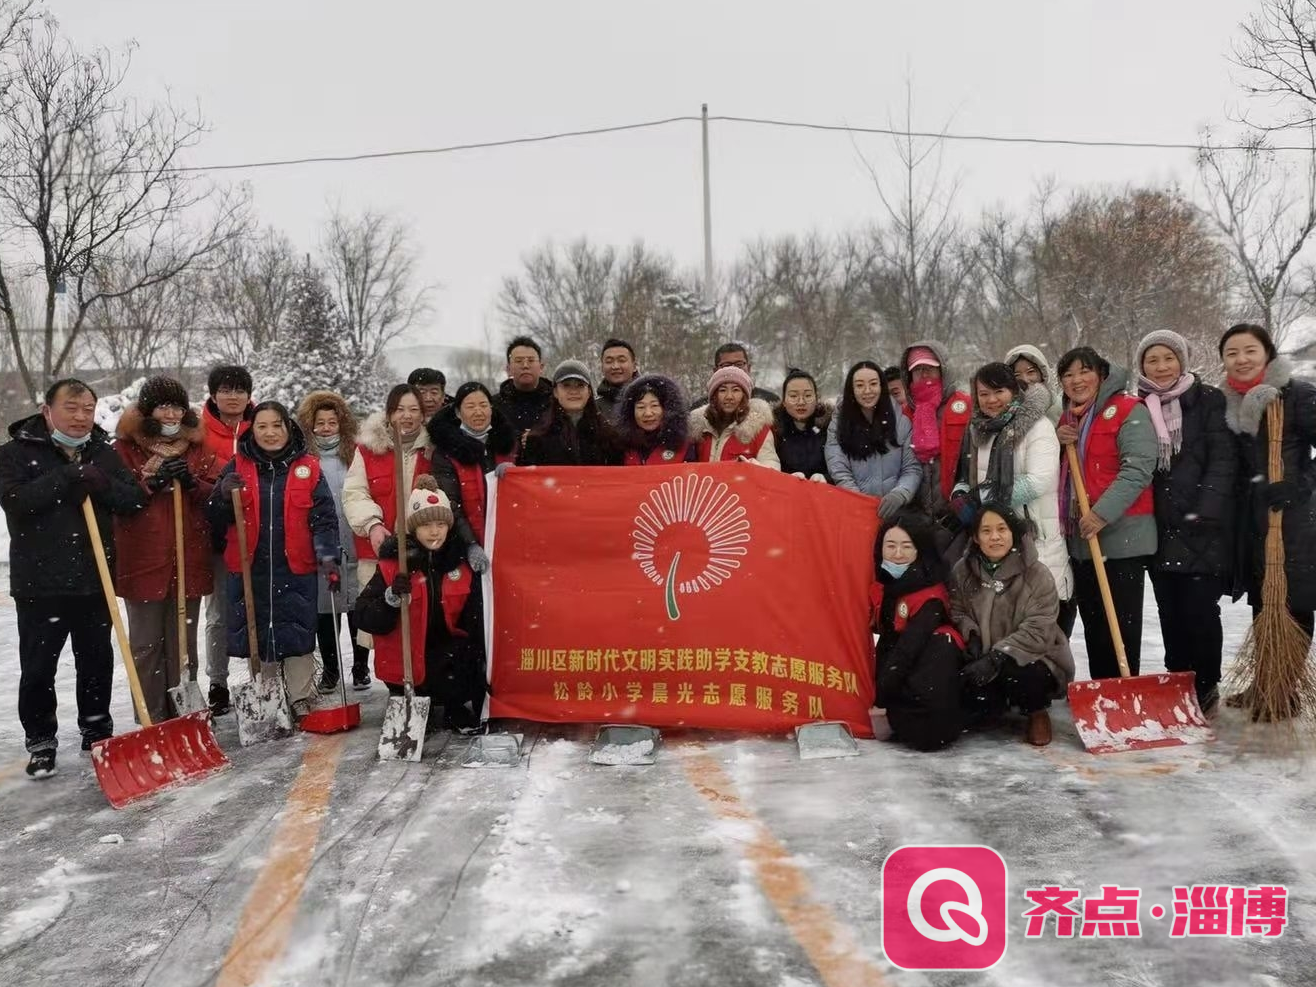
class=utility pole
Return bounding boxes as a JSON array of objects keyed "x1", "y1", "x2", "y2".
[{"x1": 701, "y1": 103, "x2": 714, "y2": 308}]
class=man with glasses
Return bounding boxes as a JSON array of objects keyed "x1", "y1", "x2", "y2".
[
  {"x1": 596, "y1": 338, "x2": 639, "y2": 417},
  {"x1": 692, "y1": 341, "x2": 779, "y2": 409},
  {"x1": 201, "y1": 364, "x2": 255, "y2": 716},
  {"x1": 494, "y1": 336, "x2": 554, "y2": 433},
  {"x1": 407, "y1": 367, "x2": 449, "y2": 421}
]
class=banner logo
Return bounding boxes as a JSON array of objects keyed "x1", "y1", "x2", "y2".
[{"x1": 632, "y1": 474, "x2": 751, "y2": 620}]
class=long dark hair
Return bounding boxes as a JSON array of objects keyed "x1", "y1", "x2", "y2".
[
  {"x1": 531, "y1": 382, "x2": 614, "y2": 444},
  {"x1": 837, "y1": 360, "x2": 899, "y2": 458}
]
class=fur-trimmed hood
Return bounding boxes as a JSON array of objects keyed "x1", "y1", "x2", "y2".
[
  {"x1": 1003, "y1": 343, "x2": 1058, "y2": 413},
  {"x1": 426, "y1": 401, "x2": 516, "y2": 464},
  {"x1": 772, "y1": 401, "x2": 833, "y2": 438},
  {"x1": 615, "y1": 373, "x2": 691, "y2": 451},
  {"x1": 689, "y1": 397, "x2": 774, "y2": 443},
  {"x1": 294, "y1": 390, "x2": 358, "y2": 466},
  {"x1": 357, "y1": 410, "x2": 435, "y2": 456},
  {"x1": 1222, "y1": 356, "x2": 1294, "y2": 437},
  {"x1": 900, "y1": 339, "x2": 960, "y2": 404},
  {"x1": 115, "y1": 403, "x2": 203, "y2": 447}
]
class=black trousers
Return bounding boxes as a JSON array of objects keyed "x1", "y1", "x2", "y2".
[
  {"x1": 1072, "y1": 557, "x2": 1148, "y2": 679},
  {"x1": 1150, "y1": 572, "x2": 1224, "y2": 701},
  {"x1": 17, "y1": 595, "x2": 115, "y2": 752},
  {"x1": 315, "y1": 611, "x2": 369, "y2": 684},
  {"x1": 1057, "y1": 597, "x2": 1079, "y2": 639},
  {"x1": 965, "y1": 659, "x2": 1057, "y2": 717}
]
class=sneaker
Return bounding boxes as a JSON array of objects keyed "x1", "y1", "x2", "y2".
[
  {"x1": 1025, "y1": 710, "x2": 1053, "y2": 747},
  {"x1": 26, "y1": 750, "x2": 57, "y2": 780},
  {"x1": 351, "y1": 667, "x2": 372, "y2": 691},
  {"x1": 291, "y1": 699, "x2": 313, "y2": 722},
  {"x1": 317, "y1": 671, "x2": 339, "y2": 695},
  {"x1": 209, "y1": 683, "x2": 231, "y2": 717}
]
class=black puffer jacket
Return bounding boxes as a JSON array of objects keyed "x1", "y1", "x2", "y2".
[
  {"x1": 1148, "y1": 381, "x2": 1236, "y2": 580},
  {"x1": 494, "y1": 378, "x2": 554, "y2": 434},
  {"x1": 427, "y1": 403, "x2": 517, "y2": 549},
  {"x1": 0, "y1": 414, "x2": 144, "y2": 597},
  {"x1": 1223, "y1": 358, "x2": 1316, "y2": 610},
  {"x1": 518, "y1": 406, "x2": 622, "y2": 467},
  {"x1": 207, "y1": 424, "x2": 340, "y2": 661},
  {"x1": 773, "y1": 404, "x2": 832, "y2": 481}
]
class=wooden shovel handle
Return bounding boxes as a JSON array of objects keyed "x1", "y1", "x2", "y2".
[
  {"x1": 1065, "y1": 443, "x2": 1130, "y2": 678},
  {"x1": 172, "y1": 481, "x2": 189, "y2": 678},
  {"x1": 82, "y1": 498, "x2": 153, "y2": 726},
  {"x1": 393, "y1": 427, "x2": 415, "y2": 690},
  {"x1": 231, "y1": 486, "x2": 262, "y2": 677}
]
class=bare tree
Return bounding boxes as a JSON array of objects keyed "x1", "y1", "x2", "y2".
[
  {"x1": 0, "y1": 17, "x2": 249, "y2": 403},
  {"x1": 321, "y1": 206, "x2": 434, "y2": 364},
  {"x1": 200, "y1": 228, "x2": 298, "y2": 363},
  {"x1": 1198, "y1": 132, "x2": 1316, "y2": 343},
  {"x1": 497, "y1": 238, "x2": 616, "y2": 360},
  {"x1": 1233, "y1": 0, "x2": 1316, "y2": 132}
]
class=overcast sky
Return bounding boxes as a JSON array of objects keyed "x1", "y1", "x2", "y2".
[{"x1": 56, "y1": 0, "x2": 1262, "y2": 359}]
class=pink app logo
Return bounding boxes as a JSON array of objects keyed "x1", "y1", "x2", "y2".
[{"x1": 882, "y1": 845, "x2": 1008, "y2": 970}]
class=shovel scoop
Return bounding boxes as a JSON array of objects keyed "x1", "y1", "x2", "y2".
[
  {"x1": 93, "y1": 711, "x2": 228, "y2": 809},
  {"x1": 1069, "y1": 673, "x2": 1213, "y2": 754}
]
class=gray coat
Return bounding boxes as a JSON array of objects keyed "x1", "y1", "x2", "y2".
[
  {"x1": 950, "y1": 538, "x2": 1076, "y2": 695},
  {"x1": 316, "y1": 448, "x2": 360, "y2": 612},
  {"x1": 824, "y1": 409, "x2": 923, "y2": 500},
  {"x1": 1064, "y1": 366, "x2": 1158, "y2": 562}
]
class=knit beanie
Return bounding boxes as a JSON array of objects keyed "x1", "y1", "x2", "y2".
[
  {"x1": 1134, "y1": 330, "x2": 1190, "y2": 376},
  {"x1": 707, "y1": 365, "x2": 753, "y2": 400},
  {"x1": 406, "y1": 474, "x2": 454, "y2": 533},
  {"x1": 137, "y1": 376, "x2": 191, "y2": 415}
]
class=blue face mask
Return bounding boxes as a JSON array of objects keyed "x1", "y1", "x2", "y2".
[
  {"x1": 881, "y1": 559, "x2": 911, "y2": 579},
  {"x1": 51, "y1": 427, "x2": 91, "y2": 449}
]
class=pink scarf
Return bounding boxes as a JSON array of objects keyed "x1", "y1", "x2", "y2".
[
  {"x1": 909, "y1": 379, "x2": 942, "y2": 463},
  {"x1": 1137, "y1": 372, "x2": 1194, "y2": 472}
]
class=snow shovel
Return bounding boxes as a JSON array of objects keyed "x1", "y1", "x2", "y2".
[
  {"x1": 796, "y1": 721, "x2": 861, "y2": 760},
  {"x1": 589, "y1": 725, "x2": 660, "y2": 765},
  {"x1": 300, "y1": 584, "x2": 361, "y2": 734},
  {"x1": 379, "y1": 428, "x2": 429, "y2": 761},
  {"x1": 83, "y1": 499, "x2": 228, "y2": 808},
  {"x1": 1063, "y1": 445, "x2": 1212, "y2": 754},
  {"x1": 229, "y1": 487, "x2": 294, "y2": 746},
  {"x1": 167, "y1": 481, "x2": 207, "y2": 717},
  {"x1": 461, "y1": 733, "x2": 523, "y2": 768}
]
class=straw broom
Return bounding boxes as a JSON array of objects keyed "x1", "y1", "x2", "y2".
[{"x1": 1226, "y1": 400, "x2": 1316, "y2": 729}]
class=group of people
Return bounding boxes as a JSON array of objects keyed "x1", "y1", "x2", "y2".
[{"x1": 1, "y1": 320, "x2": 1311, "y2": 776}]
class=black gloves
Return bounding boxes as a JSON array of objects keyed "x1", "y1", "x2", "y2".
[
  {"x1": 961, "y1": 649, "x2": 1008, "y2": 688},
  {"x1": 390, "y1": 572, "x2": 411, "y2": 598},
  {"x1": 1265, "y1": 480, "x2": 1299, "y2": 510},
  {"x1": 146, "y1": 471, "x2": 172, "y2": 492},
  {"x1": 160, "y1": 457, "x2": 196, "y2": 490},
  {"x1": 68, "y1": 463, "x2": 109, "y2": 495},
  {"x1": 217, "y1": 472, "x2": 244, "y2": 498},
  {"x1": 964, "y1": 631, "x2": 983, "y2": 662}
]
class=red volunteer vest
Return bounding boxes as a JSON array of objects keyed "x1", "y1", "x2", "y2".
[
  {"x1": 448, "y1": 453, "x2": 514, "y2": 545},
  {"x1": 372, "y1": 558, "x2": 472, "y2": 686},
  {"x1": 353, "y1": 445, "x2": 434, "y2": 560},
  {"x1": 698, "y1": 425, "x2": 770, "y2": 463},
  {"x1": 623, "y1": 441, "x2": 691, "y2": 466},
  {"x1": 1081, "y1": 395, "x2": 1154, "y2": 518},
  {"x1": 223, "y1": 454, "x2": 321, "y2": 575},
  {"x1": 868, "y1": 582, "x2": 965, "y2": 648},
  {"x1": 939, "y1": 391, "x2": 972, "y2": 499}
]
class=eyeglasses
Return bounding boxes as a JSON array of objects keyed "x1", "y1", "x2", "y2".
[
  {"x1": 216, "y1": 386, "x2": 248, "y2": 396},
  {"x1": 717, "y1": 359, "x2": 749, "y2": 370},
  {"x1": 509, "y1": 358, "x2": 539, "y2": 368}
]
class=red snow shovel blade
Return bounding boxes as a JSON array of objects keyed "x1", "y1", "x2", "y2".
[
  {"x1": 91, "y1": 710, "x2": 230, "y2": 808},
  {"x1": 1068, "y1": 672, "x2": 1213, "y2": 754},
  {"x1": 299, "y1": 702, "x2": 361, "y2": 734}
]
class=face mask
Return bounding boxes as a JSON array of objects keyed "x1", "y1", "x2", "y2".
[
  {"x1": 160, "y1": 422, "x2": 182, "y2": 438},
  {"x1": 881, "y1": 559, "x2": 911, "y2": 579},
  {"x1": 51, "y1": 428, "x2": 90, "y2": 449},
  {"x1": 459, "y1": 422, "x2": 491, "y2": 441}
]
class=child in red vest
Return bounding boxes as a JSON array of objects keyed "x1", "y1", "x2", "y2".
[
  {"x1": 870, "y1": 513, "x2": 966, "y2": 751},
  {"x1": 355, "y1": 475, "x2": 485, "y2": 732}
]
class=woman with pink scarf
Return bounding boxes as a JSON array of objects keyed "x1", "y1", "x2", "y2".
[{"x1": 1135, "y1": 330, "x2": 1236, "y2": 715}]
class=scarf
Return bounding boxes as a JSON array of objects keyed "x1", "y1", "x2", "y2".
[
  {"x1": 1227, "y1": 372, "x2": 1264, "y2": 395},
  {"x1": 139, "y1": 433, "x2": 193, "y2": 480},
  {"x1": 1056, "y1": 403, "x2": 1098, "y2": 536},
  {"x1": 910, "y1": 379, "x2": 943, "y2": 463},
  {"x1": 1137, "y1": 372, "x2": 1194, "y2": 472},
  {"x1": 459, "y1": 422, "x2": 491, "y2": 443},
  {"x1": 314, "y1": 434, "x2": 341, "y2": 453}
]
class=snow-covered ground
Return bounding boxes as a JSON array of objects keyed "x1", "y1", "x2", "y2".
[{"x1": 0, "y1": 563, "x2": 1313, "y2": 986}]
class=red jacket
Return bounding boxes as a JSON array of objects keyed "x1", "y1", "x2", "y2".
[
  {"x1": 201, "y1": 400, "x2": 253, "y2": 482},
  {"x1": 1081, "y1": 394, "x2": 1154, "y2": 518},
  {"x1": 112, "y1": 407, "x2": 216, "y2": 602},
  {"x1": 223, "y1": 454, "x2": 322, "y2": 575},
  {"x1": 372, "y1": 557, "x2": 472, "y2": 686},
  {"x1": 869, "y1": 582, "x2": 964, "y2": 647}
]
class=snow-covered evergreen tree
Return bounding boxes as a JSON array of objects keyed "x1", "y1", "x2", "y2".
[{"x1": 248, "y1": 266, "x2": 387, "y2": 414}]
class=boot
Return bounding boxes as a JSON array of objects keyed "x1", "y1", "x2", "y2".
[
  {"x1": 209, "y1": 683, "x2": 231, "y2": 716},
  {"x1": 1025, "y1": 709, "x2": 1052, "y2": 747},
  {"x1": 317, "y1": 666, "x2": 339, "y2": 694},
  {"x1": 26, "y1": 749, "x2": 57, "y2": 779},
  {"x1": 351, "y1": 659, "x2": 372, "y2": 691}
]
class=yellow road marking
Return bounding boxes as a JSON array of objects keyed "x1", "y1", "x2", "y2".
[
  {"x1": 682, "y1": 750, "x2": 890, "y2": 987},
  {"x1": 215, "y1": 735, "x2": 346, "y2": 987},
  {"x1": 0, "y1": 758, "x2": 25, "y2": 785}
]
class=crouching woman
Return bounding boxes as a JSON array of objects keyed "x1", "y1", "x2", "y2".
[
  {"x1": 950, "y1": 504, "x2": 1075, "y2": 746},
  {"x1": 355, "y1": 475, "x2": 486, "y2": 731},
  {"x1": 870, "y1": 513, "x2": 965, "y2": 751}
]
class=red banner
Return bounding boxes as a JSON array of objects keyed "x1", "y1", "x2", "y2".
[{"x1": 486, "y1": 463, "x2": 879, "y2": 737}]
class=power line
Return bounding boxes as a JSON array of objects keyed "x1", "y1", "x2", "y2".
[{"x1": 2, "y1": 113, "x2": 1312, "y2": 180}]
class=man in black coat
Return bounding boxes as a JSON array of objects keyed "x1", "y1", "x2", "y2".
[
  {"x1": 689, "y1": 342, "x2": 779, "y2": 409},
  {"x1": 0, "y1": 379, "x2": 145, "y2": 779},
  {"x1": 493, "y1": 335, "x2": 554, "y2": 434}
]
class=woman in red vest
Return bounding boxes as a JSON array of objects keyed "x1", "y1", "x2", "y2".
[
  {"x1": 1056, "y1": 346, "x2": 1158, "y2": 680},
  {"x1": 688, "y1": 366, "x2": 780, "y2": 468},
  {"x1": 616, "y1": 373, "x2": 697, "y2": 465},
  {"x1": 355, "y1": 475, "x2": 485, "y2": 732},
  {"x1": 870, "y1": 512, "x2": 965, "y2": 751},
  {"x1": 343, "y1": 383, "x2": 434, "y2": 594},
  {"x1": 207, "y1": 402, "x2": 341, "y2": 718},
  {"x1": 112, "y1": 377, "x2": 217, "y2": 723},
  {"x1": 428, "y1": 381, "x2": 517, "y2": 560},
  {"x1": 899, "y1": 340, "x2": 972, "y2": 523}
]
